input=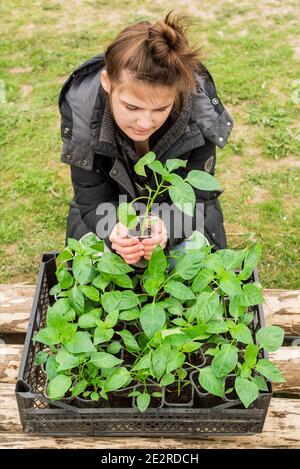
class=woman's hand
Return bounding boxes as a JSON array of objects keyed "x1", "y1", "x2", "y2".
[
  {"x1": 142, "y1": 217, "x2": 168, "y2": 260},
  {"x1": 109, "y1": 222, "x2": 144, "y2": 265}
]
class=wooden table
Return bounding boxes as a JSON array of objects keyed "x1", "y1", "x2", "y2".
[{"x1": 0, "y1": 285, "x2": 299, "y2": 449}]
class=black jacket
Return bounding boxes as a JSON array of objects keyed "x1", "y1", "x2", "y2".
[{"x1": 58, "y1": 53, "x2": 234, "y2": 252}]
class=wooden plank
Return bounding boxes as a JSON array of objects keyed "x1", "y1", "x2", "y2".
[
  {"x1": 0, "y1": 344, "x2": 23, "y2": 383},
  {"x1": 264, "y1": 289, "x2": 300, "y2": 335},
  {"x1": 1, "y1": 285, "x2": 300, "y2": 335},
  {"x1": 0, "y1": 284, "x2": 35, "y2": 334},
  {"x1": 0, "y1": 383, "x2": 299, "y2": 448},
  {"x1": 1, "y1": 344, "x2": 299, "y2": 395}
]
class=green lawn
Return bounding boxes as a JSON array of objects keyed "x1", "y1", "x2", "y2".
[{"x1": 1, "y1": 0, "x2": 299, "y2": 288}]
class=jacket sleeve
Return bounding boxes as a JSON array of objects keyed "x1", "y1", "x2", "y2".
[
  {"x1": 166, "y1": 139, "x2": 223, "y2": 251},
  {"x1": 69, "y1": 164, "x2": 120, "y2": 250}
]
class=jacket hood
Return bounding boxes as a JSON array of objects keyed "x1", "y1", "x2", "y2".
[{"x1": 59, "y1": 53, "x2": 234, "y2": 171}]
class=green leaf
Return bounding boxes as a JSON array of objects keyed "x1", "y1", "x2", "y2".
[
  {"x1": 79, "y1": 233, "x2": 104, "y2": 252},
  {"x1": 256, "y1": 326, "x2": 284, "y2": 352},
  {"x1": 106, "y1": 341, "x2": 122, "y2": 355},
  {"x1": 72, "y1": 256, "x2": 93, "y2": 285},
  {"x1": 161, "y1": 297, "x2": 183, "y2": 315},
  {"x1": 199, "y1": 367, "x2": 224, "y2": 398},
  {"x1": 191, "y1": 269, "x2": 214, "y2": 293},
  {"x1": 136, "y1": 392, "x2": 151, "y2": 412},
  {"x1": 230, "y1": 323, "x2": 253, "y2": 344},
  {"x1": 56, "y1": 349, "x2": 79, "y2": 371},
  {"x1": 119, "y1": 308, "x2": 140, "y2": 321},
  {"x1": 71, "y1": 379, "x2": 88, "y2": 397},
  {"x1": 56, "y1": 267, "x2": 74, "y2": 289},
  {"x1": 181, "y1": 341, "x2": 202, "y2": 352},
  {"x1": 68, "y1": 285, "x2": 85, "y2": 315},
  {"x1": 117, "y1": 202, "x2": 139, "y2": 230},
  {"x1": 185, "y1": 170, "x2": 220, "y2": 191},
  {"x1": 172, "y1": 317, "x2": 187, "y2": 327},
  {"x1": 67, "y1": 238, "x2": 84, "y2": 254},
  {"x1": 104, "y1": 367, "x2": 132, "y2": 392},
  {"x1": 134, "y1": 151, "x2": 156, "y2": 177},
  {"x1": 255, "y1": 359, "x2": 286, "y2": 382},
  {"x1": 34, "y1": 351, "x2": 48, "y2": 366},
  {"x1": 173, "y1": 252, "x2": 203, "y2": 280},
  {"x1": 204, "y1": 253, "x2": 224, "y2": 274},
  {"x1": 97, "y1": 252, "x2": 133, "y2": 275},
  {"x1": 251, "y1": 375, "x2": 269, "y2": 392},
  {"x1": 162, "y1": 330, "x2": 191, "y2": 346},
  {"x1": 94, "y1": 326, "x2": 114, "y2": 345},
  {"x1": 118, "y1": 330, "x2": 140, "y2": 352},
  {"x1": 147, "y1": 160, "x2": 168, "y2": 176},
  {"x1": 235, "y1": 376, "x2": 259, "y2": 408},
  {"x1": 140, "y1": 303, "x2": 166, "y2": 338},
  {"x1": 101, "y1": 291, "x2": 122, "y2": 313},
  {"x1": 47, "y1": 374, "x2": 72, "y2": 400},
  {"x1": 119, "y1": 290, "x2": 140, "y2": 310},
  {"x1": 143, "y1": 245, "x2": 167, "y2": 295},
  {"x1": 65, "y1": 331, "x2": 96, "y2": 354},
  {"x1": 92, "y1": 274, "x2": 110, "y2": 291},
  {"x1": 33, "y1": 327, "x2": 60, "y2": 347},
  {"x1": 45, "y1": 356, "x2": 58, "y2": 380},
  {"x1": 78, "y1": 309, "x2": 102, "y2": 328},
  {"x1": 169, "y1": 180, "x2": 195, "y2": 217},
  {"x1": 211, "y1": 344, "x2": 239, "y2": 378},
  {"x1": 164, "y1": 280, "x2": 195, "y2": 301},
  {"x1": 244, "y1": 343, "x2": 260, "y2": 368},
  {"x1": 160, "y1": 373, "x2": 175, "y2": 386},
  {"x1": 184, "y1": 324, "x2": 210, "y2": 341},
  {"x1": 166, "y1": 158, "x2": 187, "y2": 172},
  {"x1": 241, "y1": 283, "x2": 264, "y2": 306},
  {"x1": 132, "y1": 353, "x2": 151, "y2": 371},
  {"x1": 163, "y1": 173, "x2": 185, "y2": 185},
  {"x1": 206, "y1": 321, "x2": 229, "y2": 334},
  {"x1": 219, "y1": 271, "x2": 242, "y2": 296},
  {"x1": 243, "y1": 245, "x2": 262, "y2": 271},
  {"x1": 166, "y1": 349, "x2": 185, "y2": 373},
  {"x1": 195, "y1": 291, "x2": 220, "y2": 323},
  {"x1": 151, "y1": 345, "x2": 169, "y2": 380},
  {"x1": 90, "y1": 352, "x2": 123, "y2": 368},
  {"x1": 228, "y1": 295, "x2": 247, "y2": 320},
  {"x1": 111, "y1": 274, "x2": 133, "y2": 289},
  {"x1": 49, "y1": 284, "x2": 61, "y2": 296},
  {"x1": 46, "y1": 306, "x2": 67, "y2": 330},
  {"x1": 215, "y1": 249, "x2": 247, "y2": 271},
  {"x1": 56, "y1": 247, "x2": 73, "y2": 268},
  {"x1": 65, "y1": 308, "x2": 76, "y2": 321},
  {"x1": 104, "y1": 309, "x2": 119, "y2": 328},
  {"x1": 60, "y1": 323, "x2": 77, "y2": 344},
  {"x1": 80, "y1": 285, "x2": 100, "y2": 302}
]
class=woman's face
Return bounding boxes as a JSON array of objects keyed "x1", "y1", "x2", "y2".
[{"x1": 100, "y1": 69, "x2": 176, "y2": 142}]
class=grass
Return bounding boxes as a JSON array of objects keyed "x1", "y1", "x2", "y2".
[{"x1": 0, "y1": 0, "x2": 299, "y2": 288}]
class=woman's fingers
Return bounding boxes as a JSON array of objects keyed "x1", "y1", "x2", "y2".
[{"x1": 112, "y1": 243, "x2": 144, "y2": 255}]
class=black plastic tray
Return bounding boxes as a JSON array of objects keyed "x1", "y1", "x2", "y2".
[{"x1": 15, "y1": 252, "x2": 272, "y2": 437}]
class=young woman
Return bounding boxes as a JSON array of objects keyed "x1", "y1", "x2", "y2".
[{"x1": 59, "y1": 10, "x2": 234, "y2": 266}]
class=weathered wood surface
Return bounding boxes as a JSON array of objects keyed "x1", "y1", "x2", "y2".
[
  {"x1": 0, "y1": 344, "x2": 23, "y2": 383},
  {"x1": 0, "y1": 383, "x2": 299, "y2": 448},
  {"x1": 264, "y1": 289, "x2": 300, "y2": 335},
  {"x1": 0, "y1": 284, "x2": 36, "y2": 333},
  {"x1": 1, "y1": 345, "x2": 300, "y2": 393},
  {"x1": 0, "y1": 285, "x2": 300, "y2": 335}
]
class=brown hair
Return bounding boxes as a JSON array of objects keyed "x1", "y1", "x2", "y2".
[{"x1": 104, "y1": 10, "x2": 206, "y2": 113}]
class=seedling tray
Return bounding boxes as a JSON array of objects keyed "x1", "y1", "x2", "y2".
[{"x1": 16, "y1": 252, "x2": 272, "y2": 437}]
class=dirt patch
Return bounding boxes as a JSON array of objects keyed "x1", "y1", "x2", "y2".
[
  {"x1": 9, "y1": 67, "x2": 33, "y2": 74},
  {"x1": 20, "y1": 85, "x2": 32, "y2": 97}
]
